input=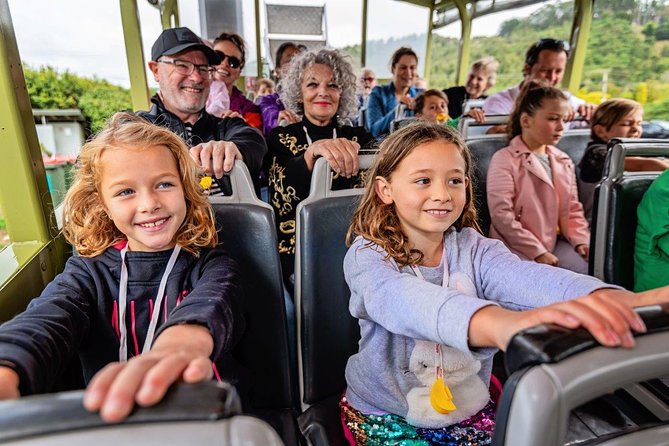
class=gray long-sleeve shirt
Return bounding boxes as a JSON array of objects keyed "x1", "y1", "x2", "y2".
[{"x1": 344, "y1": 227, "x2": 612, "y2": 419}]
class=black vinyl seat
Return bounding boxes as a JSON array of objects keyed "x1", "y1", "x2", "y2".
[
  {"x1": 467, "y1": 135, "x2": 508, "y2": 234},
  {"x1": 589, "y1": 139, "x2": 669, "y2": 288},
  {"x1": 294, "y1": 155, "x2": 376, "y2": 446},
  {"x1": 209, "y1": 161, "x2": 301, "y2": 445}
]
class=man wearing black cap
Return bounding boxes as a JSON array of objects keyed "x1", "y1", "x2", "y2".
[{"x1": 138, "y1": 27, "x2": 266, "y2": 192}]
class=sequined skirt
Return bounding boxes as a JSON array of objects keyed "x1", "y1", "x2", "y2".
[{"x1": 340, "y1": 396, "x2": 495, "y2": 446}]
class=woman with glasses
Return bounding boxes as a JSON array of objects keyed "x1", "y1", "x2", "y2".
[
  {"x1": 207, "y1": 32, "x2": 263, "y2": 132},
  {"x1": 266, "y1": 48, "x2": 374, "y2": 287}
]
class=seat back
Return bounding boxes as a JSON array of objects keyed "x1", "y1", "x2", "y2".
[
  {"x1": 458, "y1": 114, "x2": 508, "y2": 139},
  {"x1": 209, "y1": 161, "x2": 298, "y2": 411},
  {"x1": 590, "y1": 139, "x2": 669, "y2": 287},
  {"x1": 295, "y1": 155, "x2": 376, "y2": 409},
  {"x1": 466, "y1": 135, "x2": 509, "y2": 234},
  {"x1": 494, "y1": 306, "x2": 669, "y2": 446},
  {"x1": 555, "y1": 129, "x2": 590, "y2": 167}
]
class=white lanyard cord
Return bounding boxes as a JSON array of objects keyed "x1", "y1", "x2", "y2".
[
  {"x1": 118, "y1": 244, "x2": 181, "y2": 362},
  {"x1": 303, "y1": 126, "x2": 337, "y2": 146},
  {"x1": 409, "y1": 258, "x2": 449, "y2": 286}
]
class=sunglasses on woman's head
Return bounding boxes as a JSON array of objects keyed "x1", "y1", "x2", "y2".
[{"x1": 215, "y1": 51, "x2": 241, "y2": 69}]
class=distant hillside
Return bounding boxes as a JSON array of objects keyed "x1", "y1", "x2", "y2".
[{"x1": 342, "y1": 0, "x2": 669, "y2": 119}]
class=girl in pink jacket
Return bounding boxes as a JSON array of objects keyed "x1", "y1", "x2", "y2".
[{"x1": 487, "y1": 81, "x2": 590, "y2": 273}]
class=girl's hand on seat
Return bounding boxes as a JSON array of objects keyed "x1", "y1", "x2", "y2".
[
  {"x1": 576, "y1": 244, "x2": 589, "y2": 260},
  {"x1": 0, "y1": 366, "x2": 20, "y2": 400},
  {"x1": 83, "y1": 324, "x2": 214, "y2": 423},
  {"x1": 535, "y1": 252, "x2": 559, "y2": 266},
  {"x1": 510, "y1": 288, "x2": 647, "y2": 350}
]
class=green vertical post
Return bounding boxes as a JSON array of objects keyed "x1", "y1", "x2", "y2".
[
  {"x1": 361, "y1": 0, "x2": 368, "y2": 67},
  {"x1": 424, "y1": 5, "x2": 435, "y2": 83},
  {"x1": 564, "y1": 0, "x2": 593, "y2": 93},
  {"x1": 454, "y1": 0, "x2": 472, "y2": 85},
  {"x1": 119, "y1": 0, "x2": 150, "y2": 112},
  {"x1": 0, "y1": 0, "x2": 51, "y2": 243},
  {"x1": 161, "y1": 0, "x2": 180, "y2": 30},
  {"x1": 255, "y1": 0, "x2": 262, "y2": 78}
]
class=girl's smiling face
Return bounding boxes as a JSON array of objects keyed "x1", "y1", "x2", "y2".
[
  {"x1": 375, "y1": 140, "x2": 468, "y2": 254},
  {"x1": 98, "y1": 144, "x2": 187, "y2": 252}
]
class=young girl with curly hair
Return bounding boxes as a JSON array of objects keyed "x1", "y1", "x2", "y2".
[
  {"x1": 0, "y1": 113, "x2": 241, "y2": 423},
  {"x1": 341, "y1": 122, "x2": 666, "y2": 445}
]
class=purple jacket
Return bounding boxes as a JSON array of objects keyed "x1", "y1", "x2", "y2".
[{"x1": 258, "y1": 92, "x2": 284, "y2": 137}]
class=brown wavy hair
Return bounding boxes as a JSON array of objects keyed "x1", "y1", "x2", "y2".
[
  {"x1": 347, "y1": 122, "x2": 480, "y2": 267},
  {"x1": 507, "y1": 79, "x2": 567, "y2": 141},
  {"x1": 62, "y1": 112, "x2": 217, "y2": 257}
]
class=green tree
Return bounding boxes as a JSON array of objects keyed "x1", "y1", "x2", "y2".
[{"x1": 24, "y1": 65, "x2": 132, "y2": 134}]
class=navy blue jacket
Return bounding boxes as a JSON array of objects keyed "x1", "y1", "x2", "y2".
[{"x1": 0, "y1": 244, "x2": 241, "y2": 395}]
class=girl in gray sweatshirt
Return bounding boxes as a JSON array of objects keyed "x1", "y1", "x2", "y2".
[{"x1": 341, "y1": 122, "x2": 665, "y2": 445}]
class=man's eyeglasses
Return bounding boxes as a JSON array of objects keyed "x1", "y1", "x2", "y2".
[
  {"x1": 158, "y1": 59, "x2": 215, "y2": 79},
  {"x1": 215, "y1": 51, "x2": 242, "y2": 69}
]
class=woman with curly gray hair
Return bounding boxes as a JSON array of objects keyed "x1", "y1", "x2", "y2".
[{"x1": 266, "y1": 47, "x2": 374, "y2": 286}]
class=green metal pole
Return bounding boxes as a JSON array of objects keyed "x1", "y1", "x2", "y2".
[
  {"x1": 454, "y1": 0, "x2": 472, "y2": 85},
  {"x1": 0, "y1": 0, "x2": 51, "y2": 243},
  {"x1": 361, "y1": 0, "x2": 368, "y2": 67},
  {"x1": 564, "y1": 0, "x2": 593, "y2": 93},
  {"x1": 255, "y1": 0, "x2": 262, "y2": 78},
  {"x1": 119, "y1": 0, "x2": 150, "y2": 112},
  {"x1": 424, "y1": 5, "x2": 435, "y2": 84},
  {"x1": 161, "y1": 0, "x2": 180, "y2": 30}
]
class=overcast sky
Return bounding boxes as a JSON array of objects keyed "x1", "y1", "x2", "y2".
[{"x1": 6, "y1": 0, "x2": 544, "y2": 87}]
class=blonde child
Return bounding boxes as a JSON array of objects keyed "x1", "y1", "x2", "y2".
[
  {"x1": 579, "y1": 98, "x2": 669, "y2": 221},
  {"x1": 0, "y1": 113, "x2": 241, "y2": 423},
  {"x1": 255, "y1": 77, "x2": 275, "y2": 99},
  {"x1": 487, "y1": 81, "x2": 590, "y2": 273},
  {"x1": 341, "y1": 122, "x2": 666, "y2": 444},
  {"x1": 415, "y1": 89, "x2": 485, "y2": 127}
]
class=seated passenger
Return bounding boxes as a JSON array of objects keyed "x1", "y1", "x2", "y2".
[
  {"x1": 415, "y1": 89, "x2": 485, "y2": 127},
  {"x1": 358, "y1": 67, "x2": 377, "y2": 107},
  {"x1": 0, "y1": 114, "x2": 241, "y2": 423},
  {"x1": 208, "y1": 32, "x2": 263, "y2": 132},
  {"x1": 487, "y1": 81, "x2": 590, "y2": 274},
  {"x1": 139, "y1": 27, "x2": 267, "y2": 193},
  {"x1": 366, "y1": 47, "x2": 423, "y2": 138},
  {"x1": 254, "y1": 77, "x2": 275, "y2": 101},
  {"x1": 258, "y1": 42, "x2": 304, "y2": 136},
  {"x1": 444, "y1": 56, "x2": 499, "y2": 118},
  {"x1": 342, "y1": 121, "x2": 669, "y2": 444},
  {"x1": 266, "y1": 48, "x2": 374, "y2": 286},
  {"x1": 635, "y1": 170, "x2": 669, "y2": 291},
  {"x1": 483, "y1": 39, "x2": 593, "y2": 134},
  {"x1": 579, "y1": 98, "x2": 669, "y2": 222}
]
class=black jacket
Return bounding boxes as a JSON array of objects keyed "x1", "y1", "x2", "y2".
[
  {"x1": 137, "y1": 95, "x2": 267, "y2": 183},
  {"x1": 0, "y1": 244, "x2": 242, "y2": 395}
]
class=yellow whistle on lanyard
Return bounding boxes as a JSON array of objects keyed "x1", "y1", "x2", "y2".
[
  {"x1": 430, "y1": 344, "x2": 457, "y2": 414},
  {"x1": 430, "y1": 376, "x2": 456, "y2": 414}
]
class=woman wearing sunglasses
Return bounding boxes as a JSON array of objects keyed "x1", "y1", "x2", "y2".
[{"x1": 207, "y1": 32, "x2": 263, "y2": 132}]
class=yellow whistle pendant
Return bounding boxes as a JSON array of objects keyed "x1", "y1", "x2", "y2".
[{"x1": 430, "y1": 377, "x2": 456, "y2": 414}]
